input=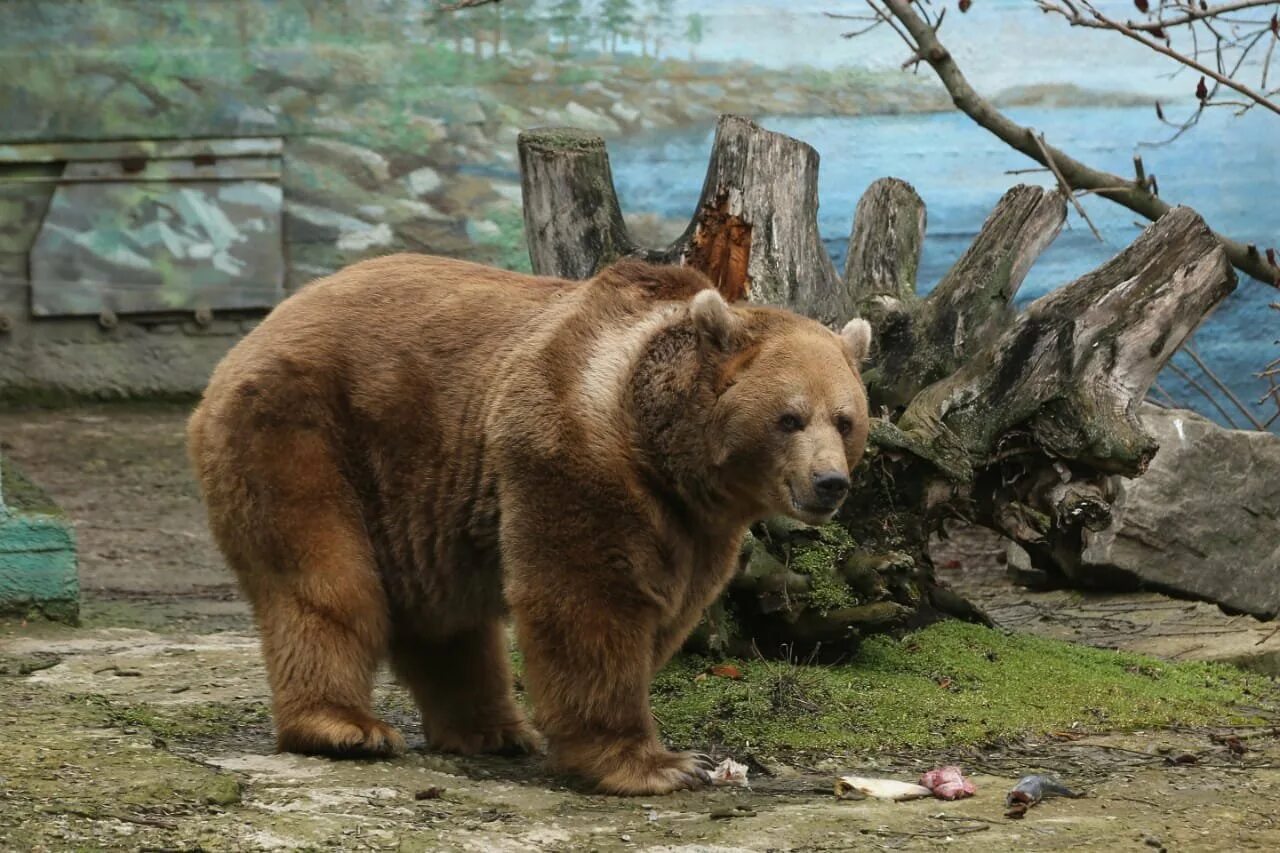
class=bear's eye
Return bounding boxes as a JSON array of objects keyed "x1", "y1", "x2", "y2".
[
  {"x1": 778, "y1": 413, "x2": 806, "y2": 433},
  {"x1": 835, "y1": 415, "x2": 853, "y2": 437}
]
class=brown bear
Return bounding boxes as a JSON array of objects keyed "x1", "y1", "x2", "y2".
[{"x1": 187, "y1": 254, "x2": 871, "y2": 795}]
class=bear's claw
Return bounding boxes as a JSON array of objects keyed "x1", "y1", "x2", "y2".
[{"x1": 593, "y1": 748, "x2": 714, "y2": 795}]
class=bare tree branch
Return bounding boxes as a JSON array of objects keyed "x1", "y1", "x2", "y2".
[
  {"x1": 1040, "y1": 0, "x2": 1280, "y2": 33},
  {"x1": 1077, "y1": 2, "x2": 1280, "y2": 118},
  {"x1": 874, "y1": 0, "x2": 1280, "y2": 288}
]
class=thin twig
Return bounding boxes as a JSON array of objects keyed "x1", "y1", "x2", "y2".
[
  {"x1": 1167, "y1": 361, "x2": 1242, "y2": 427},
  {"x1": 1039, "y1": 0, "x2": 1280, "y2": 33},
  {"x1": 1184, "y1": 344, "x2": 1267, "y2": 428},
  {"x1": 438, "y1": 0, "x2": 501, "y2": 10},
  {"x1": 1150, "y1": 382, "x2": 1180, "y2": 407},
  {"x1": 1031, "y1": 130, "x2": 1104, "y2": 242},
  {"x1": 1081, "y1": 2, "x2": 1280, "y2": 118}
]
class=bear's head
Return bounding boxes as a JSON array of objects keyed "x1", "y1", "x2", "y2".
[
  {"x1": 628, "y1": 281, "x2": 871, "y2": 529},
  {"x1": 687, "y1": 290, "x2": 871, "y2": 526}
]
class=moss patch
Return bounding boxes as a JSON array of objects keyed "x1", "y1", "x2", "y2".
[
  {"x1": 0, "y1": 682, "x2": 243, "y2": 818},
  {"x1": 87, "y1": 696, "x2": 271, "y2": 742},
  {"x1": 0, "y1": 453, "x2": 64, "y2": 517},
  {"x1": 651, "y1": 621, "x2": 1274, "y2": 753},
  {"x1": 783, "y1": 524, "x2": 859, "y2": 615}
]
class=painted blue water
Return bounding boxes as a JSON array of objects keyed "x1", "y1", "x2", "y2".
[{"x1": 608, "y1": 105, "x2": 1280, "y2": 429}]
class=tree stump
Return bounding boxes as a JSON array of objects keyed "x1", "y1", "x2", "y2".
[{"x1": 518, "y1": 115, "x2": 1237, "y2": 659}]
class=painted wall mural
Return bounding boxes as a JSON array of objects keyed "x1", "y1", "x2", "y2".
[{"x1": 0, "y1": 0, "x2": 1275, "y2": 421}]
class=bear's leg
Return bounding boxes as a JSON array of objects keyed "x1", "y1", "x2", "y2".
[
  {"x1": 511, "y1": 600, "x2": 712, "y2": 795},
  {"x1": 390, "y1": 622, "x2": 541, "y2": 756},
  {"x1": 258, "y1": 567, "x2": 405, "y2": 759},
  {"x1": 226, "y1": 434, "x2": 405, "y2": 759}
]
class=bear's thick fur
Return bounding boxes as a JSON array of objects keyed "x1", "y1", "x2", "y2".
[{"x1": 188, "y1": 254, "x2": 871, "y2": 795}]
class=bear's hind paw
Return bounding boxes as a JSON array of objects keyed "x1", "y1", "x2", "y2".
[
  {"x1": 428, "y1": 720, "x2": 544, "y2": 756},
  {"x1": 595, "y1": 750, "x2": 712, "y2": 796}
]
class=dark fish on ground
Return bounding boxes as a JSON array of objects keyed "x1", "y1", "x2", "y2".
[{"x1": 1005, "y1": 775, "x2": 1084, "y2": 818}]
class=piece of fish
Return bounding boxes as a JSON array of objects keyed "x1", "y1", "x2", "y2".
[
  {"x1": 918, "y1": 765, "x2": 976, "y2": 800},
  {"x1": 1005, "y1": 775, "x2": 1084, "y2": 818},
  {"x1": 835, "y1": 776, "x2": 932, "y2": 801}
]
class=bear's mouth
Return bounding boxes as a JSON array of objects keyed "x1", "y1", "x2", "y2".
[{"x1": 788, "y1": 485, "x2": 841, "y2": 525}]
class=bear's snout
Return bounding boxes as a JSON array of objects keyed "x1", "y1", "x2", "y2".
[{"x1": 811, "y1": 471, "x2": 851, "y2": 509}]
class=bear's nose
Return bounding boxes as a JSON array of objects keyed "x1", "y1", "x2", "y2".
[{"x1": 812, "y1": 471, "x2": 851, "y2": 506}]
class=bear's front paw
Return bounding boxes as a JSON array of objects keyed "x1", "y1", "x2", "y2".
[
  {"x1": 428, "y1": 719, "x2": 544, "y2": 756},
  {"x1": 595, "y1": 749, "x2": 714, "y2": 796}
]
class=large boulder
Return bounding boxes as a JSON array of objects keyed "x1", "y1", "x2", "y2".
[{"x1": 1075, "y1": 405, "x2": 1280, "y2": 619}]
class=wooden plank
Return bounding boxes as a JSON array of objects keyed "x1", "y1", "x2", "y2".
[{"x1": 29, "y1": 178, "x2": 285, "y2": 316}]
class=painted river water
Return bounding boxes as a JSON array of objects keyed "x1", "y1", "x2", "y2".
[{"x1": 608, "y1": 104, "x2": 1279, "y2": 428}]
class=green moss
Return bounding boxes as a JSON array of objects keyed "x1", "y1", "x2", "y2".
[
  {"x1": 651, "y1": 621, "x2": 1274, "y2": 753},
  {"x1": 785, "y1": 524, "x2": 859, "y2": 615},
  {"x1": 89, "y1": 697, "x2": 270, "y2": 741},
  {"x1": 0, "y1": 455, "x2": 63, "y2": 517},
  {"x1": 519, "y1": 127, "x2": 605, "y2": 153}
]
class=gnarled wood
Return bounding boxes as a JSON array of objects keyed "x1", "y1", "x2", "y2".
[
  {"x1": 844, "y1": 177, "x2": 927, "y2": 306},
  {"x1": 897, "y1": 207, "x2": 1236, "y2": 480},
  {"x1": 865, "y1": 185, "x2": 1067, "y2": 411},
  {"x1": 518, "y1": 113, "x2": 1240, "y2": 657}
]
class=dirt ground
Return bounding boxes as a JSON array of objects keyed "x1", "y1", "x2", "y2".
[{"x1": 2, "y1": 403, "x2": 1279, "y2": 852}]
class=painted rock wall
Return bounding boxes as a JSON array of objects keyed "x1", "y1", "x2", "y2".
[{"x1": 0, "y1": 0, "x2": 940, "y2": 399}]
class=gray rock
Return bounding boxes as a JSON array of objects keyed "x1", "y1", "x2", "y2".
[
  {"x1": 293, "y1": 138, "x2": 391, "y2": 188},
  {"x1": 448, "y1": 100, "x2": 487, "y2": 125},
  {"x1": 234, "y1": 105, "x2": 281, "y2": 132},
  {"x1": 385, "y1": 199, "x2": 450, "y2": 224},
  {"x1": 581, "y1": 80, "x2": 623, "y2": 101},
  {"x1": 403, "y1": 166, "x2": 443, "y2": 196},
  {"x1": 1079, "y1": 405, "x2": 1280, "y2": 618},
  {"x1": 609, "y1": 102, "x2": 642, "y2": 125},
  {"x1": 336, "y1": 222, "x2": 393, "y2": 252},
  {"x1": 284, "y1": 202, "x2": 373, "y2": 243},
  {"x1": 563, "y1": 101, "x2": 621, "y2": 135}
]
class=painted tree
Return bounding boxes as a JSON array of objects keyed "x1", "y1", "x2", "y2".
[
  {"x1": 649, "y1": 0, "x2": 676, "y2": 59},
  {"x1": 685, "y1": 11, "x2": 705, "y2": 61},
  {"x1": 547, "y1": 0, "x2": 585, "y2": 54},
  {"x1": 601, "y1": 0, "x2": 637, "y2": 53}
]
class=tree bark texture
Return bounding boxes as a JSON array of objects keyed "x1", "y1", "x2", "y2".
[{"x1": 518, "y1": 115, "x2": 1238, "y2": 659}]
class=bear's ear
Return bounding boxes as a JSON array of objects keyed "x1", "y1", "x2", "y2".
[
  {"x1": 839, "y1": 318, "x2": 872, "y2": 365},
  {"x1": 690, "y1": 289, "x2": 747, "y2": 351}
]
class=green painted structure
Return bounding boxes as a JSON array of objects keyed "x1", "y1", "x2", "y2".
[{"x1": 0, "y1": 451, "x2": 79, "y2": 623}]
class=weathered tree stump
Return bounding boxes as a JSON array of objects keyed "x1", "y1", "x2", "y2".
[{"x1": 518, "y1": 115, "x2": 1237, "y2": 659}]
